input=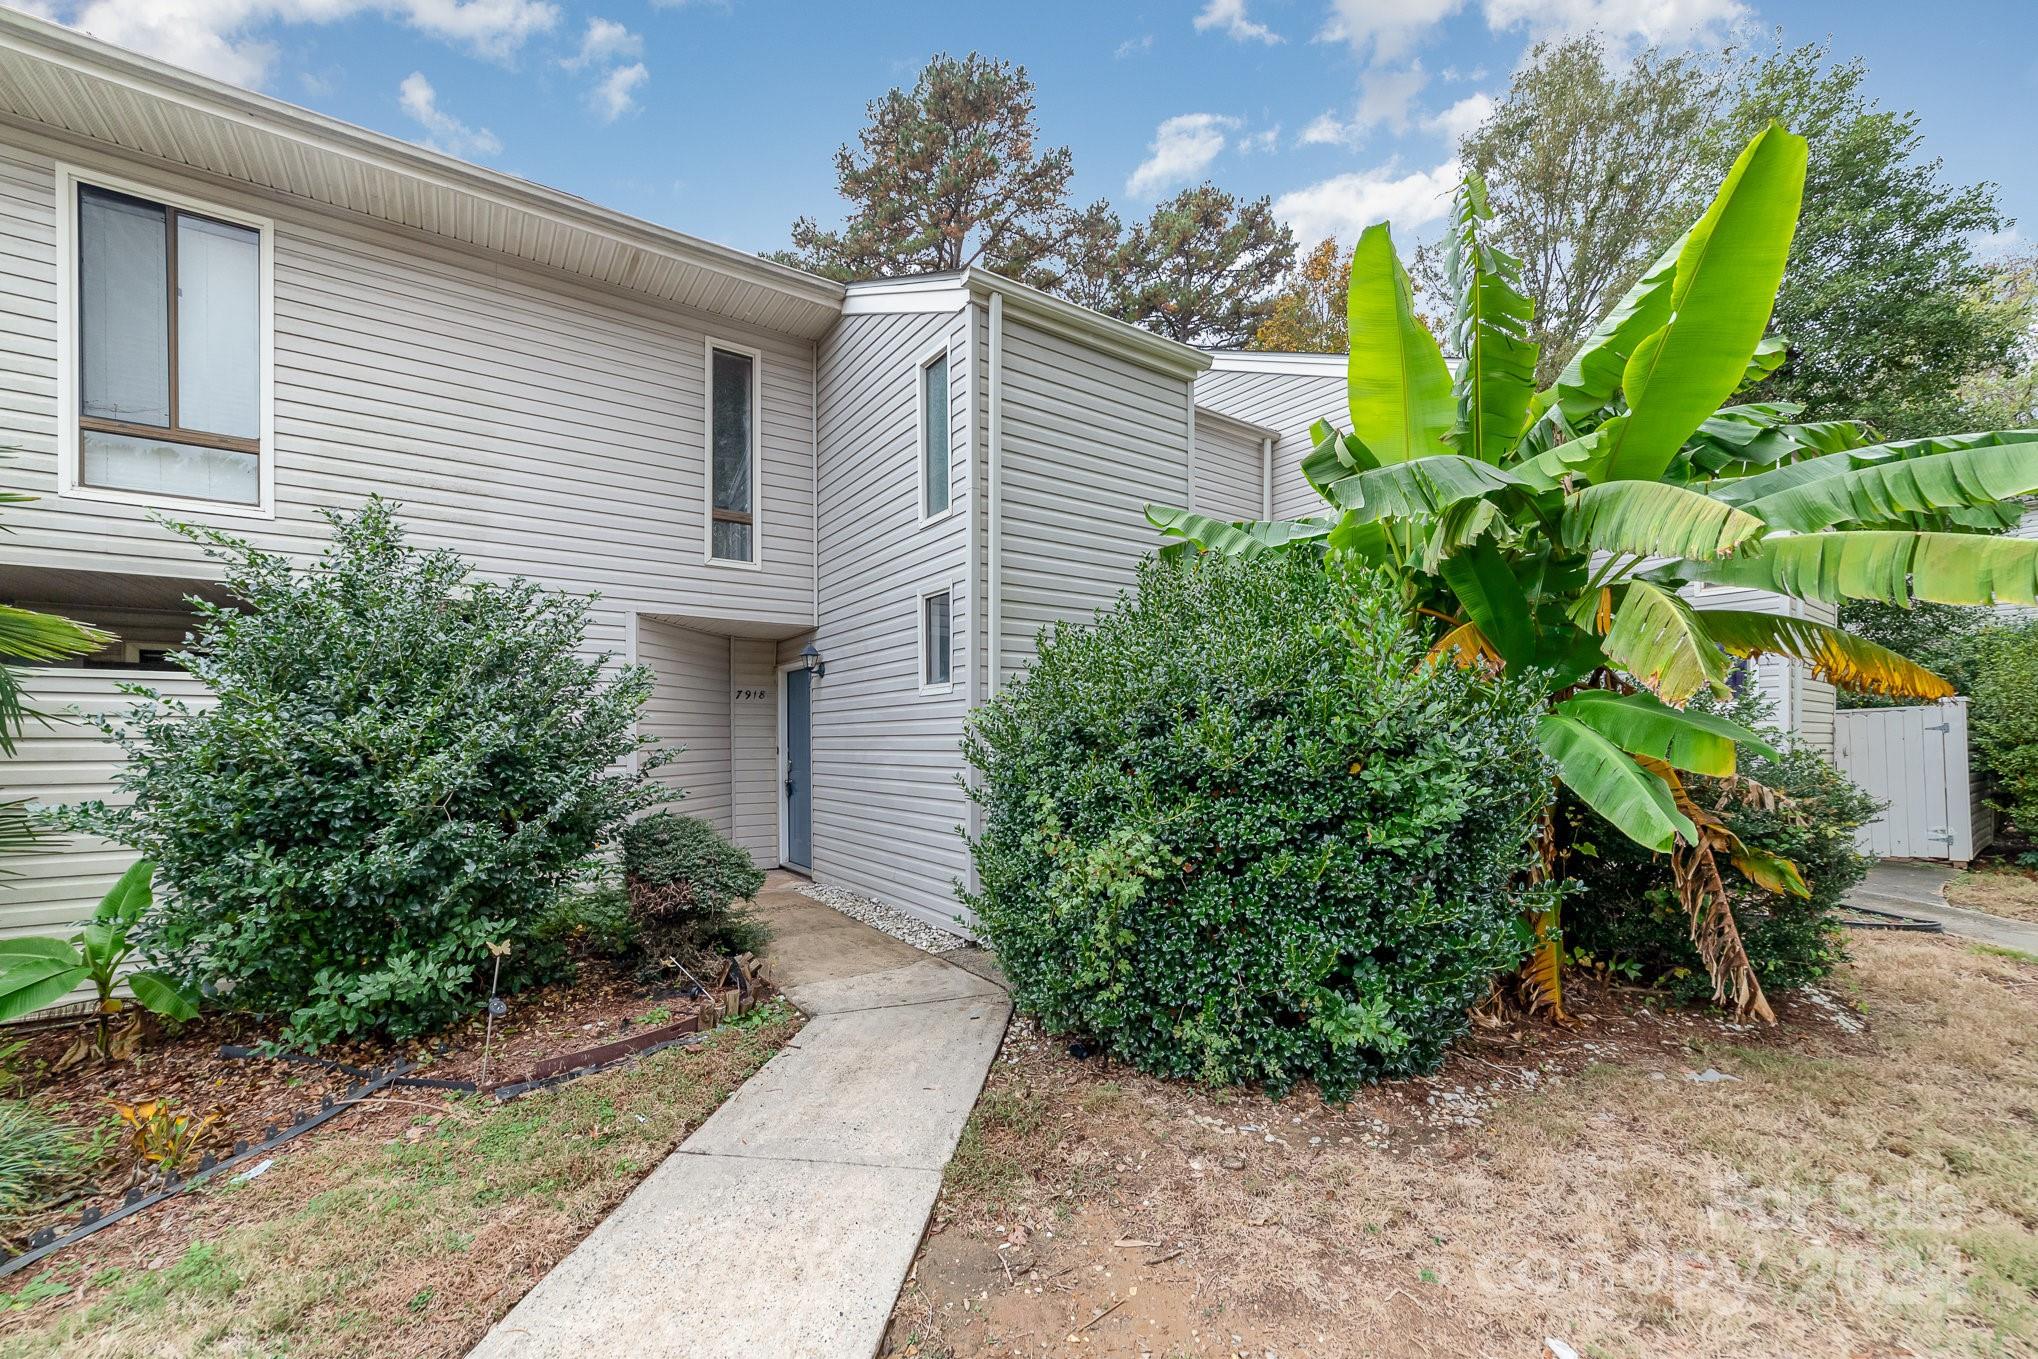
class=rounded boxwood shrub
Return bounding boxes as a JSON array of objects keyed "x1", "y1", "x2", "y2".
[
  {"x1": 1564, "y1": 690, "x2": 1880, "y2": 1003},
  {"x1": 963, "y1": 552, "x2": 1551, "y2": 1098},
  {"x1": 65, "y1": 500, "x2": 662, "y2": 1048},
  {"x1": 622, "y1": 812, "x2": 769, "y2": 967}
]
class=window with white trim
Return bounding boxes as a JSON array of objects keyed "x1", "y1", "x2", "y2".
[
  {"x1": 707, "y1": 343, "x2": 759, "y2": 563},
  {"x1": 920, "y1": 348, "x2": 950, "y2": 519},
  {"x1": 71, "y1": 182, "x2": 265, "y2": 506},
  {"x1": 920, "y1": 587, "x2": 953, "y2": 690}
]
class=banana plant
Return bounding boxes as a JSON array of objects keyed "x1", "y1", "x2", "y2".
[
  {"x1": 1148, "y1": 123, "x2": 2038, "y2": 1020},
  {"x1": 0, "y1": 860, "x2": 198, "y2": 1065}
]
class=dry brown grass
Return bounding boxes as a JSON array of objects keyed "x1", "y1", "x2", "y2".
[
  {"x1": 888, "y1": 934, "x2": 2038, "y2": 1359},
  {"x1": 1947, "y1": 864, "x2": 2038, "y2": 923},
  {"x1": 0, "y1": 1005, "x2": 798, "y2": 1359}
]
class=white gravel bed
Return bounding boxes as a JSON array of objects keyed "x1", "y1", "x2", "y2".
[{"x1": 791, "y1": 880, "x2": 971, "y2": 954}]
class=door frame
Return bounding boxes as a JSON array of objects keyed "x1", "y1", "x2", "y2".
[{"x1": 776, "y1": 660, "x2": 812, "y2": 871}]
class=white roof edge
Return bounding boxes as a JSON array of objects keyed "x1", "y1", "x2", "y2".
[
  {"x1": 1193, "y1": 404, "x2": 1281, "y2": 439},
  {"x1": 1203, "y1": 349, "x2": 1347, "y2": 376},
  {"x1": 963, "y1": 269, "x2": 1212, "y2": 380},
  {"x1": 840, "y1": 274, "x2": 972, "y2": 316},
  {"x1": 0, "y1": 9, "x2": 845, "y2": 314}
]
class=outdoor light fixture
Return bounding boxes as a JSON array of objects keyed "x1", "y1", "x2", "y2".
[{"x1": 800, "y1": 644, "x2": 825, "y2": 678}]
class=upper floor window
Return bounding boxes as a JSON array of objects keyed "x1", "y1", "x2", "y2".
[
  {"x1": 70, "y1": 180, "x2": 267, "y2": 508},
  {"x1": 707, "y1": 341, "x2": 760, "y2": 564},
  {"x1": 920, "y1": 586, "x2": 953, "y2": 691},
  {"x1": 919, "y1": 348, "x2": 950, "y2": 520}
]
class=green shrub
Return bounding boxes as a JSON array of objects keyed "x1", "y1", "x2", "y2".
[
  {"x1": 1565, "y1": 690, "x2": 1880, "y2": 1003},
  {"x1": 962, "y1": 553, "x2": 1552, "y2": 1099},
  {"x1": 1970, "y1": 621, "x2": 2038, "y2": 854},
  {"x1": 63, "y1": 500, "x2": 662, "y2": 1048},
  {"x1": 0, "y1": 1101, "x2": 98, "y2": 1233},
  {"x1": 539, "y1": 884, "x2": 639, "y2": 960},
  {"x1": 621, "y1": 813, "x2": 769, "y2": 968}
]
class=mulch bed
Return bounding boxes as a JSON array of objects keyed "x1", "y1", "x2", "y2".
[{"x1": 2, "y1": 958, "x2": 717, "y2": 1255}]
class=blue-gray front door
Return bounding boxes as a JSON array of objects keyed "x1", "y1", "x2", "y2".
[{"x1": 784, "y1": 668, "x2": 812, "y2": 870}]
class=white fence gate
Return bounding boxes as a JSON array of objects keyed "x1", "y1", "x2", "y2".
[{"x1": 1833, "y1": 699, "x2": 1994, "y2": 862}]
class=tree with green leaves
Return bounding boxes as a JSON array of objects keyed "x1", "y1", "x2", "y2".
[
  {"x1": 1710, "y1": 43, "x2": 2018, "y2": 437},
  {"x1": 1102, "y1": 184, "x2": 1294, "y2": 347},
  {"x1": 1250, "y1": 236, "x2": 1350, "y2": 353},
  {"x1": 780, "y1": 53, "x2": 1091, "y2": 289},
  {"x1": 1443, "y1": 35, "x2": 1730, "y2": 384},
  {"x1": 1149, "y1": 125, "x2": 2038, "y2": 1020}
]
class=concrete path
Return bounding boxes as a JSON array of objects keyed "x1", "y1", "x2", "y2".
[
  {"x1": 470, "y1": 873, "x2": 1010, "y2": 1359},
  {"x1": 1848, "y1": 860, "x2": 2038, "y2": 954}
]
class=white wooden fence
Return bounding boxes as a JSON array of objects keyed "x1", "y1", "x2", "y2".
[{"x1": 1833, "y1": 698, "x2": 1994, "y2": 862}]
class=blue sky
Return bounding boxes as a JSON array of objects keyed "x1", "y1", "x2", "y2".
[{"x1": 12, "y1": 0, "x2": 2034, "y2": 261}]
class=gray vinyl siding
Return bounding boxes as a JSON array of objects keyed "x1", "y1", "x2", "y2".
[
  {"x1": 807, "y1": 305, "x2": 974, "y2": 929},
  {"x1": 1194, "y1": 365, "x2": 1345, "y2": 520},
  {"x1": 996, "y1": 314, "x2": 1194, "y2": 686},
  {"x1": 1192, "y1": 411, "x2": 1265, "y2": 521},
  {"x1": 638, "y1": 619, "x2": 735, "y2": 833},
  {"x1": 0, "y1": 669, "x2": 211, "y2": 944},
  {"x1": 0, "y1": 137, "x2": 816, "y2": 655}
]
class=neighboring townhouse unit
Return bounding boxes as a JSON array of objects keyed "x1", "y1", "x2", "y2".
[{"x1": 0, "y1": 13, "x2": 1837, "y2": 954}]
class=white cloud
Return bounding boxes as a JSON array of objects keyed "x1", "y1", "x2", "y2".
[
  {"x1": 1272, "y1": 159, "x2": 1460, "y2": 246},
  {"x1": 1114, "y1": 33, "x2": 1154, "y2": 58},
  {"x1": 1194, "y1": 0, "x2": 1281, "y2": 45},
  {"x1": 1317, "y1": 0, "x2": 1462, "y2": 62},
  {"x1": 1481, "y1": 0, "x2": 1750, "y2": 49},
  {"x1": 561, "y1": 15, "x2": 641, "y2": 70},
  {"x1": 1293, "y1": 64, "x2": 1428, "y2": 149},
  {"x1": 35, "y1": 0, "x2": 560, "y2": 88},
  {"x1": 1238, "y1": 125, "x2": 1280, "y2": 154},
  {"x1": 1425, "y1": 91, "x2": 1494, "y2": 141},
  {"x1": 589, "y1": 60, "x2": 647, "y2": 121},
  {"x1": 1126, "y1": 112, "x2": 1238, "y2": 198},
  {"x1": 399, "y1": 69, "x2": 502, "y2": 157}
]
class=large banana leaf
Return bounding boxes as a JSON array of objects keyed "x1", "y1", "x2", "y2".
[
  {"x1": 1145, "y1": 505, "x2": 1332, "y2": 558},
  {"x1": 1510, "y1": 416, "x2": 1626, "y2": 490},
  {"x1": 1443, "y1": 174, "x2": 1538, "y2": 464},
  {"x1": 1303, "y1": 420, "x2": 1378, "y2": 497},
  {"x1": 1698, "y1": 608, "x2": 1956, "y2": 699},
  {"x1": 1346, "y1": 223, "x2": 1454, "y2": 465},
  {"x1": 1438, "y1": 542, "x2": 1536, "y2": 665},
  {"x1": 1560, "y1": 481, "x2": 1765, "y2": 562},
  {"x1": 1548, "y1": 236, "x2": 1681, "y2": 422},
  {"x1": 1537, "y1": 712, "x2": 1696, "y2": 852},
  {"x1": 1602, "y1": 580, "x2": 1731, "y2": 704},
  {"x1": 1600, "y1": 125, "x2": 1808, "y2": 483},
  {"x1": 1740, "y1": 438, "x2": 2038, "y2": 533},
  {"x1": 1325, "y1": 455, "x2": 1525, "y2": 521},
  {"x1": 1670, "y1": 531, "x2": 2038, "y2": 607},
  {"x1": 1556, "y1": 689, "x2": 1778, "y2": 777},
  {"x1": 1710, "y1": 429, "x2": 2031, "y2": 506}
]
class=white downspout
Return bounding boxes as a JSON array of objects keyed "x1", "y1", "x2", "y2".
[
  {"x1": 986, "y1": 290, "x2": 1005, "y2": 698},
  {"x1": 1184, "y1": 401, "x2": 1197, "y2": 510},
  {"x1": 1261, "y1": 434, "x2": 1274, "y2": 520}
]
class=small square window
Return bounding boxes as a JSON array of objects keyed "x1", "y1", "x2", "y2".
[
  {"x1": 920, "y1": 350, "x2": 950, "y2": 519},
  {"x1": 921, "y1": 589, "x2": 952, "y2": 689}
]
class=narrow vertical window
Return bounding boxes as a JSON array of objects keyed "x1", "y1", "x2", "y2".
[
  {"x1": 920, "y1": 349, "x2": 950, "y2": 518},
  {"x1": 708, "y1": 345, "x2": 757, "y2": 562},
  {"x1": 75, "y1": 184, "x2": 262, "y2": 505},
  {"x1": 921, "y1": 589, "x2": 953, "y2": 689}
]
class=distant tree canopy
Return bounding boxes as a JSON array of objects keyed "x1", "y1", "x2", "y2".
[
  {"x1": 779, "y1": 56, "x2": 1291, "y2": 347},
  {"x1": 1250, "y1": 236, "x2": 1350, "y2": 354},
  {"x1": 778, "y1": 53, "x2": 1086, "y2": 289},
  {"x1": 1709, "y1": 43, "x2": 2019, "y2": 436}
]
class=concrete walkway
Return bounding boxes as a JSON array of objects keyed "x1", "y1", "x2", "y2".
[
  {"x1": 1848, "y1": 860, "x2": 2038, "y2": 954},
  {"x1": 470, "y1": 873, "x2": 1010, "y2": 1359}
]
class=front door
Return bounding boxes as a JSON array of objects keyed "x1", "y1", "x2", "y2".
[{"x1": 783, "y1": 668, "x2": 812, "y2": 870}]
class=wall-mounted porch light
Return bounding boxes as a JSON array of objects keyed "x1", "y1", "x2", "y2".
[{"x1": 799, "y1": 643, "x2": 825, "y2": 679}]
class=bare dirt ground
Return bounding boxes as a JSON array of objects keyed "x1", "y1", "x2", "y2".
[
  {"x1": 884, "y1": 932, "x2": 2038, "y2": 1359},
  {"x1": 1947, "y1": 862, "x2": 2038, "y2": 924}
]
